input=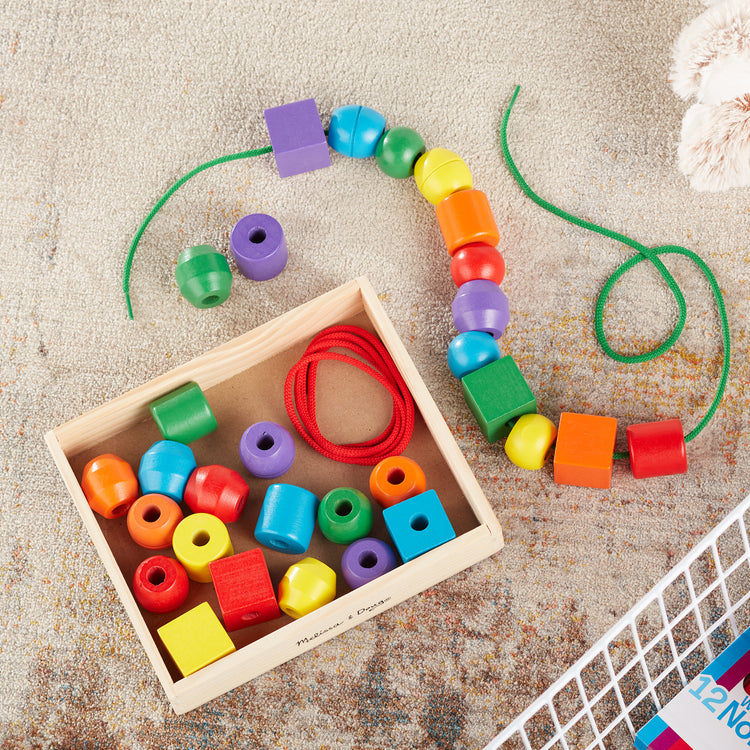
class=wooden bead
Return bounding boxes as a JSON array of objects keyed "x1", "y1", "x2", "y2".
[
  {"x1": 183, "y1": 464, "x2": 249, "y2": 523},
  {"x1": 626, "y1": 418, "x2": 687, "y2": 479},
  {"x1": 382, "y1": 489, "x2": 456, "y2": 562},
  {"x1": 172, "y1": 513, "x2": 233, "y2": 582},
  {"x1": 369, "y1": 455, "x2": 427, "y2": 508},
  {"x1": 133, "y1": 555, "x2": 189, "y2": 614},
  {"x1": 254, "y1": 483, "x2": 319, "y2": 554},
  {"x1": 149, "y1": 381, "x2": 218, "y2": 445},
  {"x1": 461, "y1": 355, "x2": 537, "y2": 442},
  {"x1": 209, "y1": 548, "x2": 281, "y2": 631},
  {"x1": 414, "y1": 148, "x2": 473, "y2": 205},
  {"x1": 278, "y1": 558, "x2": 336, "y2": 619},
  {"x1": 436, "y1": 189, "x2": 500, "y2": 255},
  {"x1": 230, "y1": 213, "x2": 288, "y2": 281},
  {"x1": 451, "y1": 242, "x2": 506, "y2": 286},
  {"x1": 317, "y1": 487, "x2": 373, "y2": 544},
  {"x1": 341, "y1": 537, "x2": 398, "y2": 589},
  {"x1": 505, "y1": 414, "x2": 558, "y2": 470},
  {"x1": 328, "y1": 105, "x2": 386, "y2": 158},
  {"x1": 174, "y1": 245, "x2": 232, "y2": 309},
  {"x1": 447, "y1": 331, "x2": 501, "y2": 379},
  {"x1": 138, "y1": 440, "x2": 197, "y2": 503},
  {"x1": 80, "y1": 453, "x2": 138, "y2": 519},
  {"x1": 375, "y1": 126, "x2": 425, "y2": 178},
  {"x1": 126, "y1": 493, "x2": 184, "y2": 549},
  {"x1": 452, "y1": 280, "x2": 510, "y2": 340},
  {"x1": 157, "y1": 601, "x2": 236, "y2": 677},
  {"x1": 553, "y1": 412, "x2": 618, "y2": 489},
  {"x1": 239, "y1": 421, "x2": 296, "y2": 479}
]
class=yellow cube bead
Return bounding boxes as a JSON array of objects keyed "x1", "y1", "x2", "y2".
[
  {"x1": 413, "y1": 148, "x2": 473, "y2": 205},
  {"x1": 505, "y1": 413, "x2": 558, "y2": 470},
  {"x1": 278, "y1": 557, "x2": 336, "y2": 619},
  {"x1": 157, "y1": 602, "x2": 236, "y2": 677},
  {"x1": 172, "y1": 512, "x2": 233, "y2": 582}
]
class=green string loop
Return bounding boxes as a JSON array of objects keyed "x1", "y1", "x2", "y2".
[{"x1": 500, "y1": 85, "x2": 731, "y2": 456}]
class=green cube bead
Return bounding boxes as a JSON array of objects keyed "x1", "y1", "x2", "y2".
[
  {"x1": 461, "y1": 355, "x2": 537, "y2": 442},
  {"x1": 150, "y1": 381, "x2": 218, "y2": 444}
]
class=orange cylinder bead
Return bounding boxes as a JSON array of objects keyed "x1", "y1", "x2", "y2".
[
  {"x1": 81, "y1": 453, "x2": 139, "y2": 519},
  {"x1": 436, "y1": 189, "x2": 500, "y2": 255},
  {"x1": 127, "y1": 493, "x2": 184, "y2": 549},
  {"x1": 369, "y1": 455, "x2": 427, "y2": 508}
]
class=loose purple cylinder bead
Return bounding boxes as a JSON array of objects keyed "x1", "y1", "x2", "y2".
[
  {"x1": 239, "y1": 421, "x2": 296, "y2": 479},
  {"x1": 230, "y1": 213, "x2": 288, "y2": 281},
  {"x1": 452, "y1": 279, "x2": 510, "y2": 339},
  {"x1": 341, "y1": 537, "x2": 398, "y2": 589}
]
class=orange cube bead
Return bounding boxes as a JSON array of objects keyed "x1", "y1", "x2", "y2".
[
  {"x1": 436, "y1": 189, "x2": 500, "y2": 256},
  {"x1": 81, "y1": 453, "x2": 139, "y2": 519},
  {"x1": 553, "y1": 412, "x2": 618, "y2": 489}
]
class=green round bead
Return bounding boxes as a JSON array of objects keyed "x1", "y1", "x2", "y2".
[
  {"x1": 175, "y1": 245, "x2": 232, "y2": 309},
  {"x1": 317, "y1": 487, "x2": 373, "y2": 544},
  {"x1": 375, "y1": 126, "x2": 426, "y2": 179},
  {"x1": 149, "y1": 381, "x2": 218, "y2": 444}
]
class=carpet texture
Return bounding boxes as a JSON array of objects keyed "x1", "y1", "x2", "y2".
[{"x1": 1, "y1": 1, "x2": 749, "y2": 747}]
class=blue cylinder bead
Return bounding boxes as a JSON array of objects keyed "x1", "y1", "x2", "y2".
[
  {"x1": 254, "y1": 483, "x2": 319, "y2": 554},
  {"x1": 447, "y1": 331, "x2": 502, "y2": 379},
  {"x1": 328, "y1": 105, "x2": 386, "y2": 159},
  {"x1": 138, "y1": 440, "x2": 197, "y2": 503}
]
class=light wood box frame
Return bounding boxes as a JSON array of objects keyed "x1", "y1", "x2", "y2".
[{"x1": 45, "y1": 277, "x2": 504, "y2": 714}]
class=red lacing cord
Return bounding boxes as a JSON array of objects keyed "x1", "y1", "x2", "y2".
[{"x1": 284, "y1": 325, "x2": 416, "y2": 465}]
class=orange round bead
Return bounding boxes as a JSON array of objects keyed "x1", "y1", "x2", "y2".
[
  {"x1": 81, "y1": 453, "x2": 139, "y2": 519},
  {"x1": 127, "y1": 493, "x2": 184, "y2": 549},
  {"x1": 368, "y1": 455, "x2": 427, "y2": 508}
]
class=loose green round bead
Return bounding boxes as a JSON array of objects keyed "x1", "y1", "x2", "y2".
[
  {"x1": 317, "y1": 487, "x2": 373, "y2": 544},
  {"x1": 149, "y1": 381, "x2": 218, "y2": 444},
  {"x1": 375, "y1": 126, "x2": 426, "y2": 179},
  {"x1": 175, "y1": 245, "x2": 232, "y2": 309}
]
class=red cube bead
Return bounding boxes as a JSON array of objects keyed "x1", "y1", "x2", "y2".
[
  {"x1": 626, "y1": 419, "x2": 687, "y2": 479},
  {"x1": 183, "y1": 464, "x2": 249, "y2": 523},
  {"x1": 209, "y1": 548, "x2": 281, "y2": 631}
]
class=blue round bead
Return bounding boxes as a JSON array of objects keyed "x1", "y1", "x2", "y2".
[
  {"x1": 328, "y1": 105, "x2": 386, "y2": 159},
  {"x1": 447, "y1": 331, "x2": 502, "y2": 379},
  {"x1": 138, "y1": 440, "x2": 197, "y2": 502},
  {"x1": 254, "y1": 483, "x2": 319, "y2": 554}
]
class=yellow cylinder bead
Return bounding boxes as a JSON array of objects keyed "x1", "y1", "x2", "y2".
[
  {"x1": 172, "y1": 512, "x2": 233, "y2": 582},
  {"x1": 413, "y1": 148, "x2": 473, "y2": 205},
  {"x1": 278, "y1": 557, "x2": 336, "y2": 619},
  {"x1": 505, "y1": 413, "x2": 558, "y2": 470}
]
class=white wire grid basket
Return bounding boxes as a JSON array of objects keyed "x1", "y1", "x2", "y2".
[{"x1": 484, "y1": 493, "x2": 750, "y2": 750}]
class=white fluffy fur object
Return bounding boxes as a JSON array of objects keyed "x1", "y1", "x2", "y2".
[{"x1": 671, "y1": 0, "x2": 750, "y2": 190}]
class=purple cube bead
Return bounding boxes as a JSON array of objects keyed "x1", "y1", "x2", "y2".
[
  {"x1": 452, "y1": 279, "x2": 510, "y2": 339},
  {"x1": 341, "y1": 537, "x2": 398, "y2": 589},
  {"x1": 239, "y1": 421, "x2": 296, "y2": 479},
  {"x1": 264, "y1": 98, "x2": 331, "y2": 178},
  {"x1": 230, "y1": 213, "x2": 288, "y2": 281}
]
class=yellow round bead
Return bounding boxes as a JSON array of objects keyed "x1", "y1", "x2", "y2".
[
  {"x1": 278, "y1": 557, "x2": 336, "y2": 619},
  {"x1": 505, "y1": 413, "x2": 558, "y2": 470},
  {"x1": 172, "y1": 512, "x2": 233, "y2": 582},
  {"x1": 413, "y1": 148, "x2": 473, "y2": 205}
]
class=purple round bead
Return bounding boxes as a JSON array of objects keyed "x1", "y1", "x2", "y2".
[
  {"x1": 230, "y1": 213, "x2": 288, "y2": 281},
  {"x1": 239, "y1": 421, "x2": 296, "y2": 479},
  {"x1": 451, "y1": 279, "x2": 510, "y2": 339},
  {"x1": 341, "y1": 537, "x2": 398, "y2": 589}
]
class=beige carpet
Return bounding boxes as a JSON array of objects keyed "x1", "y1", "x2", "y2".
[{"x1": 2, "y1": 0, "x2": 748, "y2": 747}]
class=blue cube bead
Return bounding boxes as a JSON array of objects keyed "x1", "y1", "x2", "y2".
[
  {"x1": 328, "y1": 105, "x2": 386, "y2": 159},
  {"x1": 254, "y1": 483, "x2": 319, "y2": 554},
  {"x1": 138, "y1": 440, "x2": 197, "y2": 502},
  {"x1": 382, "y1": 489, "x2": 456, "y2": 563},
  {"x1": 447, "y1": 331, "x2": 501, "y2": 379}
]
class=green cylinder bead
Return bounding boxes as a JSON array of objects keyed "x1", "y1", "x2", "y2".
[
  {"x1": 375, "y1": 126, "x2": 426, "y2": 179},
  {"x1": 149, "y1": 381, "x2": 218, "y2": 444},
  {"x1": 317, "y1": 487, "x2": 373, "y2": 544},
  {"x1": 175, "y1": 245, "x2": 232, "y2": 309}
]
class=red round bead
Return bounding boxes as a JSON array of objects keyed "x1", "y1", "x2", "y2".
[
  {"x1": 183, "y1": 464, "x2": 249, "y2": 523},
  {"x1": 450, "y1": 242, "x2": 506, "y2": 286},
  {"x1": 133, "y1": 555, "x2": 190, "y2": 613}
]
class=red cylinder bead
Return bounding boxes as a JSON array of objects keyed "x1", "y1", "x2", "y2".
[
  {"x1": 450, "y1": 242, "x2": 506, "y2": 286},
  {"x1": 183, "y1": 464, "x2": 249, "y2": 523},
  {"x1": 133, "y1": 555, "x2": 190, "y2": 614},
  {"x1": 626, "y1": 419, "x2": 687, "y2": 479}
]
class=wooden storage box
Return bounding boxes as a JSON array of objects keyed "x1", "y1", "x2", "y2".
[{"x1": 45, "y1": 277, "x2": 504, "y2": 714}]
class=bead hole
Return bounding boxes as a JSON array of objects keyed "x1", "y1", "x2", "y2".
[
  {"x1": 257, "y1": 434, "x2": 275, "y2": 451},
  {"x1": 249, "y1": 228, "x2": 266, "y2": 244},
  {"x1": 142, "y1": 505, "x2": 162, "y2": 523},
  {"x1": 410, "y1": 514, "x2": 429, "y2": 531},
  {"x1": 192, "y1": 530, "x2": 211, "y2": 547},
  {"x1": 112, "y1": 503, "x2": 129, "y2": 517},
  {"x1": 241, "y1": 611, "x2": 259, "y2": 623},
  {"x1": 335, "y1": 500, "x2": 353, "y2": 517},
  {"x1": 203, "y1": 295, "x2": 220, "y2": 305},
  {"x1": 358, "y1": 551, "x2": 378, "y2": 569},
  {"x1": 147, "y1": 567, "x2": 166, "y2": 586},
  {"x1": 387, "y1": 468, "x2": 405, "y2": 485}
]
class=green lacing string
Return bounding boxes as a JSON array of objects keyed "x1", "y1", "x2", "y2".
[
  {"x1": 122, "y1": 145, "x2": 273, "y2": 319},
  {"x1": 500, "y1": 85, "x2": 731, "y2": 460}
]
